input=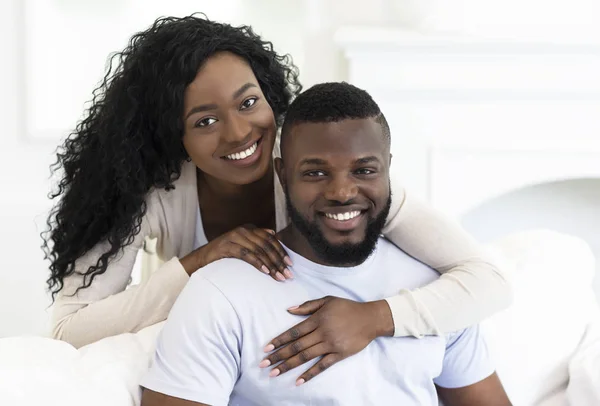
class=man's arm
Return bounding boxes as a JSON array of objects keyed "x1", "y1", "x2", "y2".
[
  {"x1": 436, "y1": 373, "x2": 511, "y2": 406},
  {"x1": 433, "y1": 325, "x2": 511, "y2": 406},
  {"x1": 139, "y1": 271, "x2": 242, "y2": 406},
  {"x1": 141, "y1": 389, "x2": 208, "y2": 406}
]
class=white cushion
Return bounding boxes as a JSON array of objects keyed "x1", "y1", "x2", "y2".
[
  {"x1": 482, "y1": 229, "x2": 598, "y2": 405},
  {"x1": 0, "y1": 322, "x2": 164, "y2": 406},
  {"x1": 567, "y1": 319, "x2": 600, "y2": 406}
]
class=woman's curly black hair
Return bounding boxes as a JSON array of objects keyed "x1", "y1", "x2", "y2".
[{"x1": 42, "y1": 14, "x2": 301, "y2": 300}]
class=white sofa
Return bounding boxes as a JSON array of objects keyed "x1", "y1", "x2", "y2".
[{"x1": 1, "y1": 229, "x2": 599, "y2": 406}]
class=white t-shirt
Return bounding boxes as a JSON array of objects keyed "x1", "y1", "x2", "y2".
[{"x1": 141, "y1": 238, "x2": 494, "y2": 405}]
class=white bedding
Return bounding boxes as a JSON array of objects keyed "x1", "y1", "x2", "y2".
[
  {"x1": 567, "y1": 319, "x2": 600, "y2": 406},
  {"x1": 0, "y1": 229, "x2": 598, "y2": 406},
  {"x1": 0, "y1": 322, "x2": 163, "y2": 406}
]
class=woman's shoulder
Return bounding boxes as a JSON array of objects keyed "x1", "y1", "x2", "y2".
[
  {"x1": 145, "y1": 160, "x2": 199, "y2": 256},
  {"x1": 146, "y1": 161, "x2": 197, "y2": 216}
]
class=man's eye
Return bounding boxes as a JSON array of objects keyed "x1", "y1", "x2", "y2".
[
  {"x1": 240, "y1": 97, "x2": 258, "y2": 110},
  {"x1": 355, "y1": 168, "x2": 375, "y2": 175},
  {"x1": 305, "y1": 170, "x2": 326, "y2": 177},
  {"x1": 195, "y1": 117, "x2": 217, "y2": 128}
]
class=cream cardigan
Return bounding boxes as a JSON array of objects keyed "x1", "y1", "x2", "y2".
[{"x1": 51, "y1": 160, "x2": 512, "y2": 348}]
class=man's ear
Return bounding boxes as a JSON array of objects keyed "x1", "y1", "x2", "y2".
[
  {"x1": 389, "y1": 153, "x2": 393, "y2": 167},
  {"x1": 274, "y1": 157, "x2": 286, "y2": 190}
]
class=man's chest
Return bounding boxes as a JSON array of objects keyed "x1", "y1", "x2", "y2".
[{"x1": 231, "y1": 313, "x2": 446, "y2": 406}]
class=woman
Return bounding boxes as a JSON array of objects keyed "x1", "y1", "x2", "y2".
[{"x1": 44, "y1": 14, "x2": 511, "y2": 383}]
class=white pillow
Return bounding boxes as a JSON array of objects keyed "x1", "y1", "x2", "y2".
[
  {"x1": 0, "y1": 322, "x2": 164, "y2": 406},
  {"x1": 567, "y1": 319, "x2": 600, "y2": 406},
  {"x1": 483, "y1": 229, "x2": 597, "y2": 405}
]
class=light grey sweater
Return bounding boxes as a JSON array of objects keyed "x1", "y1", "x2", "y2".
[{"x1": 52, "y1": 160, "x2": 511, "y2": 348}]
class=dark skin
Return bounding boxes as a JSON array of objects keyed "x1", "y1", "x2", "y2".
[
  {"x1": 141, "y1": 117, "x2": 511, "y2": 406},
  {"x1": 176, "y1": 51, "x2": 395, "y2": 373},
  {"x1": 178, "y1": 52, "x2": 292, "y2": 280},
  {"x1": 261, "y1": 119, "x2": 395, "y2": 383}
]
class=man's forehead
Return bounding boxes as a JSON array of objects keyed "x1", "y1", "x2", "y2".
[{"x1": 283, "y1": 118, "x2": 387, "y2": 160}]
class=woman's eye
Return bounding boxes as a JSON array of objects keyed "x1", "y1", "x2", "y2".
[
  {"x1": 240, "y1": 97, "x2": 258, "y2": 110},
  {"x1": 195, "y1": 117, "x2": 217, "y2": 128}
]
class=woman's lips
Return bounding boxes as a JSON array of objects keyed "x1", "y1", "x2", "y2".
[{"x1": 222, "y1": 138, "x2": 264, "y2": 168}]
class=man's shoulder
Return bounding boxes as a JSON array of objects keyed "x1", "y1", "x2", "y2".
[
  {"x1": 375, "y1": 236, "x2": 428, "y2": 266},
  {"x1": 189, "y1": 258, "x2": 275, "y2": 298},
  {"x1": 374, "y1": 237, "x2": 439, "y2": 284}
]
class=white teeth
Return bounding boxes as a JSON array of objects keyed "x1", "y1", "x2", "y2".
[
  {"x1": 325, "y1": 211, "x2": 361, "y2": 221},
  {"x1": 226, "y1": 142, "x2": 257, "y2": 160}
]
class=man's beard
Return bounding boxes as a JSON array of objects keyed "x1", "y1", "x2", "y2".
[{"x1": 285, "y1": 189, "x2": 392, "y2": 267}]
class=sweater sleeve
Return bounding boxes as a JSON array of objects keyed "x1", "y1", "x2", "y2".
[
  {"x1": 381, "y1": 182, "x2": 513, "y2": 338},
  {"x1": 50, "y1": 198, "x2": 190, "y2": 349}
]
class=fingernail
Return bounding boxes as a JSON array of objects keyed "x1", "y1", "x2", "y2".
[
  {"x1": 275, "y1": 272, "x2": 286, "y2": 282},
  {"x1": 287, "y1": 305, "x2": 299, "y2": 311},
  {"x1": 283, "y1": 269, "x2": 294, "y2": 279},
  {"x1": 259, "y1": 359, "x2": 271, "y2": 368},
  {"x1": 296, "y1": 378, "x2": 305, "y2": 386},
  {"x1": 261, "y1": 265, "x2": 270, "y2": 274},
  {"x1": 269, "y1": 368, "x2": 280, "y2": 378},
  {"x1": 267, "y1": 229, "x2": 276, "y2": 235},
  {"x1": 284, "y1": 256, "x2": 293, "y2": 266},
  {"x1": 263, "y1": 344, "x2": 275, "y2": 352}
]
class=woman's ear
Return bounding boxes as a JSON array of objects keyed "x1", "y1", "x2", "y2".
[{"x1": 274, "y1": 157, "x2": 286, "y2": 189}]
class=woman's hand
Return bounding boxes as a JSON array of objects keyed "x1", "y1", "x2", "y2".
[
  {"x1": 259, "y1": 296, "x2": 394, "y2": 385},
  {"x1": 181, "y1": 224, "x2": 293, "y2": 280}
]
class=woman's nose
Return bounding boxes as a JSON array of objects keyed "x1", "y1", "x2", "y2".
[{"x1": 224, "y1": 114, "x2": 252, "y2": 143}]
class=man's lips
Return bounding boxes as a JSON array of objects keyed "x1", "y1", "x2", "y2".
[{"x1": 318, "y1": 208, "x2": 367, "y2": 232}]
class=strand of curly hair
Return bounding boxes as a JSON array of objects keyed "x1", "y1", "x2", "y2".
[{"x1": 42, "y1": 14, "x2": 301, "y2": 301}]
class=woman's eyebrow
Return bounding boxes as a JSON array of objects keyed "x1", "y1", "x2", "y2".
[{"x1": 232, "y1": 82, "x2": 257, "y2": 99}]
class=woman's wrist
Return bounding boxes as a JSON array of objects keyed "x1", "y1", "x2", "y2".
[
  {"x1": 180, "y1": 247, "x2": 207, "y2": 276},
  {"x1": 368, "y1": 300, "x2": 395, "y2": 338}
]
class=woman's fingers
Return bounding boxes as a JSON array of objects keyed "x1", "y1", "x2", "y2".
[
  {"x1": 265, "y1": 317, "x2": 318, "y2": 351},
  {"x1": 225, "y1": 239, "x2": 271, "y2": 275},
  {"x1": 260, "y1": 332, "x2": 321, "y2": 369},
  {"x1": 294, "y1": 353, "x2": 341, "y2": 386},
  {"x1": 287, "y1": 297, "x2": 330, "y2": 315},
  {"x1": 238, "y1": 227, "x2": 293, "y2": 280},
  {"x1": 265, "y1": 342, "x2": 327, "y2": 378}
]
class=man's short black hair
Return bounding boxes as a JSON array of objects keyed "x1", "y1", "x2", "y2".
[{"x1": 280, "y1": 82, "x2": 390, "y2": 151}]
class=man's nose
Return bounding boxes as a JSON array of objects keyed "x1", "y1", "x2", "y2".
[
  {"x1": 324, "y1": 174, "x2": 359, "y2": 204},
  {"x1": 224, "y1": 114, "x2": 252, "y2": 143}
]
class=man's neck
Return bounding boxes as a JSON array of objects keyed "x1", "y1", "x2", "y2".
[{"x1": 277, "y1": 226, "x2": 361, "y2": 268}]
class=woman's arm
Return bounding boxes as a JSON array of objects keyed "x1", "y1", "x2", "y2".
[
  {"x1": 381, "y1": 184, "x2": 512, "y2": 337},
  {"x1": 52, "y1": 220, "x2": 292, "y2": 348},
  {"x1": 51, "y1": 226, "x2": 190, "y2": 348}
]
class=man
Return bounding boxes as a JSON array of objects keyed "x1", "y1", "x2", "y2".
[{"x1": 140, "y1": 82, "x2": 511, "y2": 405}]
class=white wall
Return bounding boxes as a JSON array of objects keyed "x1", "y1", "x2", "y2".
[
  {"x1": 3, "y1": 0, "x2": 600, "y2": 337},
  {"x1": 462, "y1": 179, "x2": 600, "y2": 304},
  {"x1": 0, "y1": 0, "x2": 56, "y2": 337},
  {"x1": 0, "y1": 0, "x2": 373, "y2": 337}
]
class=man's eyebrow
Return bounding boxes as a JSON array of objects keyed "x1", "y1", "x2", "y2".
[
  {"x1": 299, "y1": 158, "x2": 328, "y2": 166},
  {"x1": 184, "y1": 83, "x2": 257, "y2": 120},
  {"x1": 232, "y1": 82, "x2": 257, "y2": 100},
  {"x1": 354, "y1": 156, "x2": 381, "y2": 165}
]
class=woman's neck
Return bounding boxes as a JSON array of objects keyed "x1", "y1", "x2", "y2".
[
  {"x1": 196, "y1": 163, "x2": 277, "y2": 241},
  {"x1": 197, "y1": 164, "x2": 274, "y2": 202}
]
